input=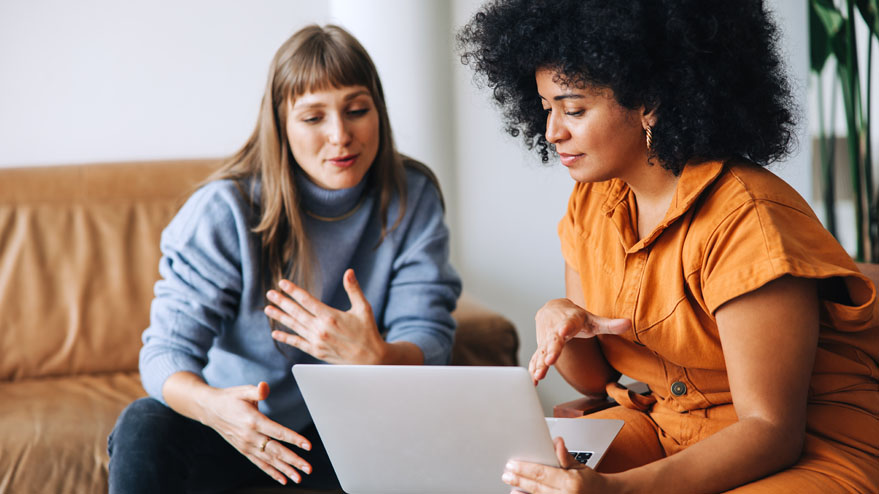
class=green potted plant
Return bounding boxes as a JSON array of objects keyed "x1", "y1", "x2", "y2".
[{"x1": 810, "y1": 0, "x2": 878, "y2": 261}]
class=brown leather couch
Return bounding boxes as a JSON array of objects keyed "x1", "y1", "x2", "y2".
[{"x1": 0, "y1": 159, "x2": 519, "y2": 494}]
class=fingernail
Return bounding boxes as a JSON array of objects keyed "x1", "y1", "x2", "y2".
[
  {"x1": 303, "y1": 464, "x2": 312, "y2": 474},
  {"x1": 279, "y1": 280, "x2": 291, "y2": 290},
  {"x1": 502, "y1": 472, "x2": 513, "y2": 482},
  {"x1": 266, "y1": 291, "x2": 277, "y2": 301},
  {"x1": 301, "y1": 442, "x2": 311, "y2": 451}
]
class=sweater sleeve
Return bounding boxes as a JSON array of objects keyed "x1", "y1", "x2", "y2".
[
  {"x1": 382, "y1": 177, "x2": 462, "y2": 365},
  {"x1": 139, "y1": 182, "x2": 246, "y2": 403}
]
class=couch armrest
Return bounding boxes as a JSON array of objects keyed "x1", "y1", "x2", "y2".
[
  {"x1": 449, "y1": 293, "x2": 519, "y2": 366},
  {"x1": 553, "y1": 395, "x2": 616, "y2": 418},
  {"x1": 553, "y1": 381, "x2": 651, "y2": 418}
]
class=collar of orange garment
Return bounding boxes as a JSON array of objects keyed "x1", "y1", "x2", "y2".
[{"x1": 600, "y1": 160, "x2": 725, "y2": 253}]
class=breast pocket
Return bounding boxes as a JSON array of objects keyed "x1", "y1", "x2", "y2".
[{"x1": 632, "y1": 249, "x2": 725, "y2": 370}]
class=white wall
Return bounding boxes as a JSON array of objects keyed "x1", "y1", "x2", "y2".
[
  {"x1": 0, "y1": 0, "x2": 817, "y2": 414},
  {"x1": 0, "y1": 0, "x2": 330, "y2": 167}
]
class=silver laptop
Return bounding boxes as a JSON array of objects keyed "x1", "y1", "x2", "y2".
[{"x1": 292, "y1": 365, "x2": 623, "y2": 494}]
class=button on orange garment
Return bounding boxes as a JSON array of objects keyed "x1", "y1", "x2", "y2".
[{"x1": 558, "y1": 160, "x2": 879, "y2": 490}]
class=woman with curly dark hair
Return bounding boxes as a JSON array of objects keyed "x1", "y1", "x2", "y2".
[{"x1": 460, "y1": 0, "x2": 878, "y2": 492}]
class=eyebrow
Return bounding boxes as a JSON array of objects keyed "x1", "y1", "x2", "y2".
[
  {"x1": 540, "y1": 93, "x2": 586, "y2": 102},
  {"x1": 293, "y1": 90, "x2": 371, "y2": 110}
]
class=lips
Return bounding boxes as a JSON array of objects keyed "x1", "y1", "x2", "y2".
[
  {"x1": 328, "y1": 153, "x2": 359, "y2": 169},
  {"x1": 558, "y1": 153, "x2": 584, "y2": 167}
]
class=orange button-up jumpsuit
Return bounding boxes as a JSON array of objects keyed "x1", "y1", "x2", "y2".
[{"x1": 559, "y1": 160, "x2": 879, "y2": 492}]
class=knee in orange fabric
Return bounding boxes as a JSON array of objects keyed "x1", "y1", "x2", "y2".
[{"x1": 584, "y1": 406, "x2": 666, "y2": 473}]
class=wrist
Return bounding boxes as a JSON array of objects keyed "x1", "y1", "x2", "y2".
[
  {"x1": 604, "y1": 463, "x2": 655, "y2": 494},
  {"x1": 375, "y1": 341, "x2": 423, "y2": 365},
  {"x1": 373, "y1": 340, "x2": 392, "y2": 365},
  {"x1": 162, "y1": 371, "x2": 215, "y2": 425},
  {"x1": 181, "y1": 381, "x2": 215, "y2": 426}
]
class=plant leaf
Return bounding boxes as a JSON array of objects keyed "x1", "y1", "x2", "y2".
[
  {"x1": 811, "y1": 0, "x2": 845, "y2": 72},
  {"x1": 832, "y1": 16, "x2": 853, "y2": 69},
  {"x1": 857, "y1": 0, "x2": 879, "y2": 38}
]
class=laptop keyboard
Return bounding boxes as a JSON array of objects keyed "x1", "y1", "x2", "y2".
[{"x1": 569, "y1": 451, "x2": 593, "y2": 464}]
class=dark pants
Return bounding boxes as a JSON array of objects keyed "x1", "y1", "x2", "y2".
[{"x1": 108, "y1": 398, "x2": 340, "y2": 494}]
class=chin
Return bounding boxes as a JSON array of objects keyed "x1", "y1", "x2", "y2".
[
  {"x1": 327, "y1": 170, "x2": 369, "y2": 190},
  {"x1": 567, "y1": 167, "x2": 610, "y2": 184}
]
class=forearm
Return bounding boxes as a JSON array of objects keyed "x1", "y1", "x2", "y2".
[
  {"x1": 161, "y1": 371, "x2": 217, "y2": 424},
  {"x1": 555, "y1": 338, "x2": 619, "y2": 396},
  {"x1": 609, "y1": 417, "x2": 804, "y2": 494},
  {"x1": 379, "y1": 341, "x2": 424, "y2": 365}
]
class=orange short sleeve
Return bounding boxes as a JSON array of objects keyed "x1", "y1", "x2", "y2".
[
  {"x1": 558, "y1": 183, "x2": 585, "y2": 272},
  {"x1": 700, "y1": 197, "x2": 874, "y2": 317}
]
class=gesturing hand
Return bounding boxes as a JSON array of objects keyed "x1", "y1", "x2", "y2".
[
  {"x1": 264, "y1": 268, "x2": 387, "y2": 365},
  {"x1": 200, "y1": 381, "x2": 313, "y2": 485},
  {"x1": 530, "y1": 298, "x2": 630, "y2": 383}
]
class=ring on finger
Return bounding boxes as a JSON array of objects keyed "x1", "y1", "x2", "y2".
[{"x1": 259, "y1": 437, "x2": 270, "y2": 452}]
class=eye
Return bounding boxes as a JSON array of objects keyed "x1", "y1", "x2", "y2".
[
  {"x1": 565, "y1": 110, "x2": 584, "y2": 117},
  {"x1": 347, "y1": 108, "x2": 370, "y2": 117},
  {"x1": 301, "y1": 115, "x2": 322, "y2": 124}
]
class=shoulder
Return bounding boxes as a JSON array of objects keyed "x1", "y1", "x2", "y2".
[
  {"x1": 402, "y1": 158, "x2": 441, "y2": 196},
  {"x1": 381, "y1": 158, "x2": 448, "y2": 242},
  {"x1": 700, "y1": 160, "x2": 816, "y2": 222},
  {"x1": 688, "y1": 161, "x2": 857, "y2": 311},
  {"x1": 164, "y1": 179, "x2": 255, "y2": 244},
  {"x1": 181, "y1": 179, "x2": 250, "y2": 214},
  {"x1": 686, "y1": 160, "x2": 822, "y2": 252},
  {"x1": 399, "y1": 158, "x2": 444, "y2": 213}
]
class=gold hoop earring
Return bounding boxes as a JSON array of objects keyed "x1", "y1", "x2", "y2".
[{"x1": 645, "y1": 126, "x2": 654, "y2": 150}]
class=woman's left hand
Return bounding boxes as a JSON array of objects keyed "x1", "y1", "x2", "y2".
[
  {"x1": 502, "y1": 437, "x2": 611, "y2": 494},
  {"x1": 264, "y1": 268, "x2": 387, "y2": 365}
]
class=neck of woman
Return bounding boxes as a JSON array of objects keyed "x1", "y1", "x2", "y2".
[{"x1": 625, "y1": 162, "x2": 680, "y2": 241}]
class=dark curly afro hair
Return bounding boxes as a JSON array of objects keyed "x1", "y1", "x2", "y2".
[{"x1": 457, "y1": 0, "x2": 798, "y2": 175}]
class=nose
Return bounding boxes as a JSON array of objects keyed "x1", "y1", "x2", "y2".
[
  {"x1": 544, "y1": 110, "x2": 568, "y2": 144},
  {"x1": 327, "y1": 114, "x2": 353, "y2": 146}
]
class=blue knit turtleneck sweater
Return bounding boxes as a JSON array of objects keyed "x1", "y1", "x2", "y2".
[{"x1": 139, "y1": 166, "x2": 461, "y2": 430}]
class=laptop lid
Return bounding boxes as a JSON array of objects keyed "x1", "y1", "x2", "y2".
[{"x1": 293, "y1": 365, "x2": 622, "y2": 494}]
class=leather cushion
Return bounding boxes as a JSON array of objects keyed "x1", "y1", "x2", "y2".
[{"x1": 0, "y1": 372, "x2": 146, "y2": 494}]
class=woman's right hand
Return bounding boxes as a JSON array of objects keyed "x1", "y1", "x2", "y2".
[
  {"x1": 530, "y1": 298, "x2": 630, "y2": 383},
  {"x1": 195, "y1": 381, "x2": 314, "y2": 485}
]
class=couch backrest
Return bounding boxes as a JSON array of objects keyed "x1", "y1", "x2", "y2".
[{"x1": 0, "y1": 159, "x2": 219, "y2": 381}]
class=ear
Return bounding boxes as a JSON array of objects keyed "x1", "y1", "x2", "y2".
[{"x1": 641, "y1": 105, "x2": 658, "y2": 130}]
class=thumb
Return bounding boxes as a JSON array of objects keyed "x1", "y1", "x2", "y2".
[
  {"x1": 582, "y1": 314, "x2": 631, "y2": 336},
  {"x1": 342, "y1": 269, "x2": 370, "y2": 312},
  {"x1": 553, "y1": 436, "x2": 578, "y2": 469},
  {"x1": 241, "y1": 381, "x2": 270, "y2": 403}
]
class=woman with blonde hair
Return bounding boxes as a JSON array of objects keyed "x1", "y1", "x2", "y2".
[{"x1": 108, "y1": 24, "x2": 460, "y2": 492}]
